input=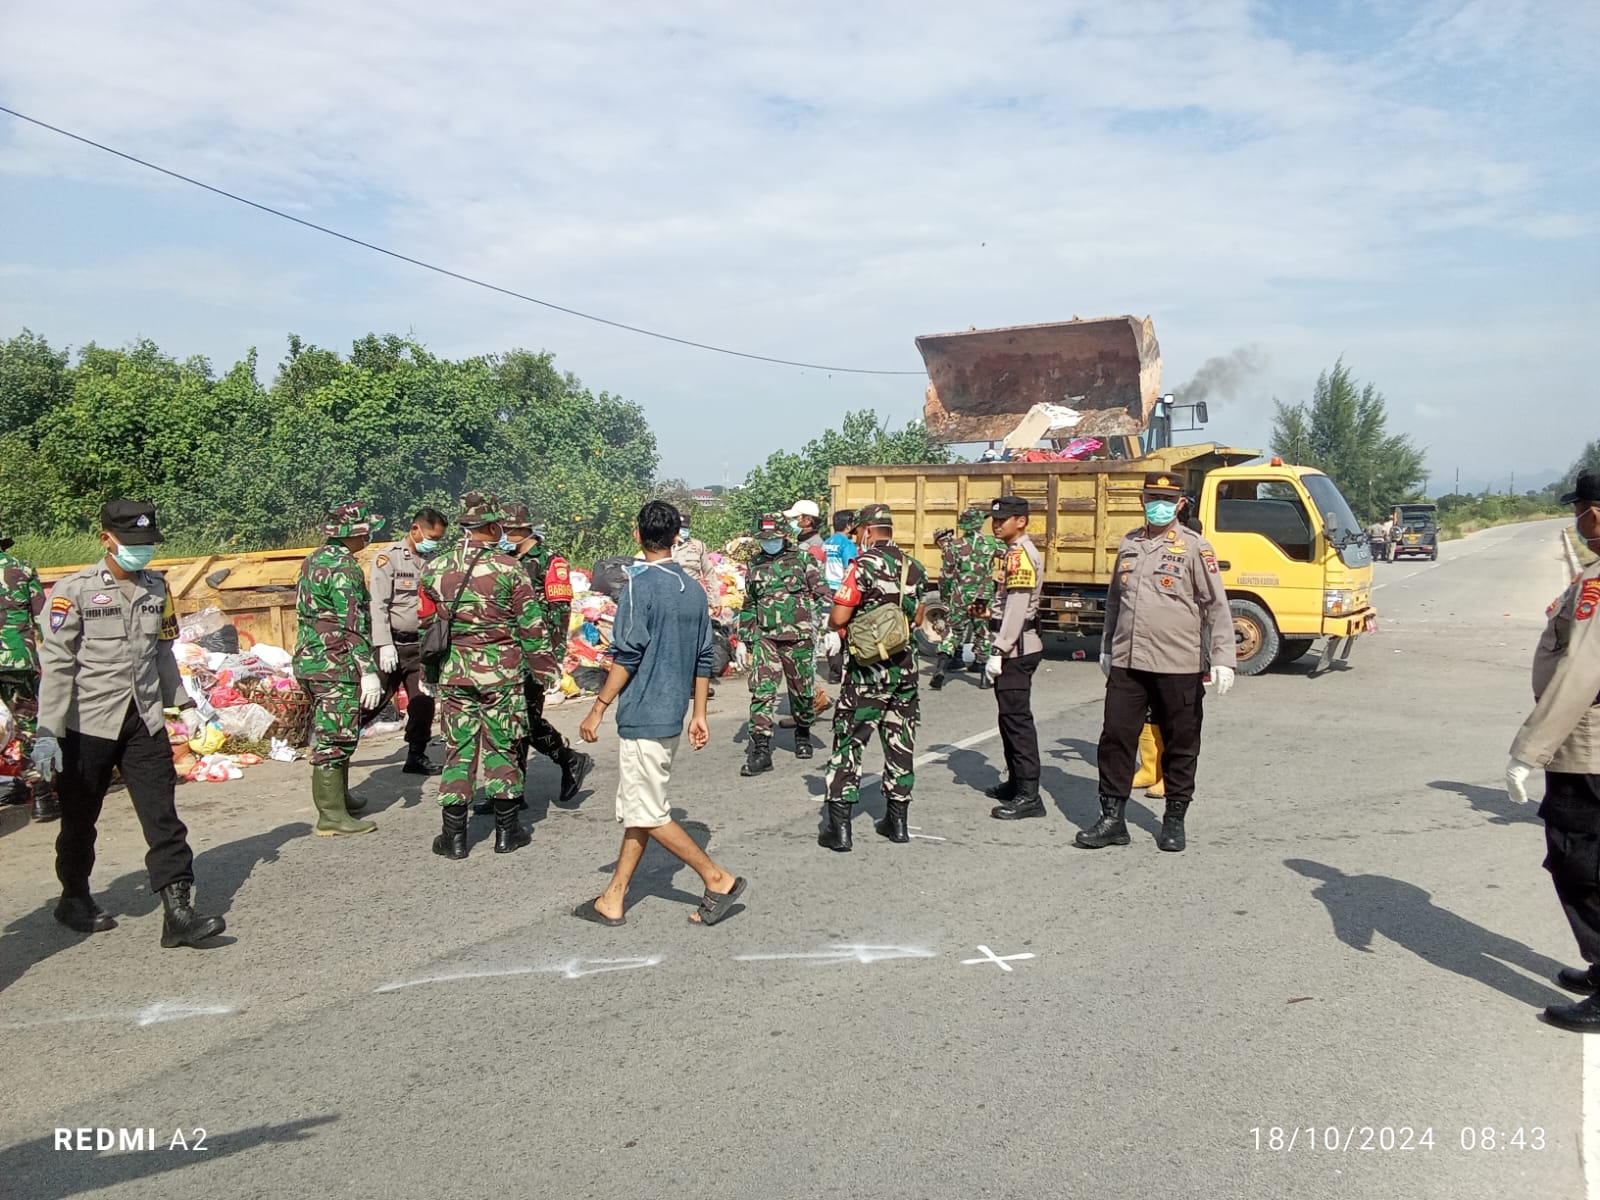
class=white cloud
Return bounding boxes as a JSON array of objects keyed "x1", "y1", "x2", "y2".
[{"x1": 0, "y1": 0, "x2": 1593, "y2": 483}]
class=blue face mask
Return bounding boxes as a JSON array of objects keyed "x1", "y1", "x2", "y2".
[
  {"x1": 1144, "y1": 500, "x2": 1179, "y2": 527},
  {"x1": 111, "y1": 542, "x2": 156, "y2": 572},
  {"x1": 497, "y1": 537, "x2": 517, "y2": 553},
  {"x1": 760, "y1": 538, "x2": 785, "y2": 556},
  {"x1": 417, "y1": 537, "x2": 440, "y2": 555}
]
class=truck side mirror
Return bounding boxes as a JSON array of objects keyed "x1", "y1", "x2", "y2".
[{"x1": 1195, "y1": 402, "x2": 1208, "y2": 424}]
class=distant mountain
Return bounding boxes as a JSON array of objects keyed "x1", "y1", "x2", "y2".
[{"x1": 1427, "y1": 467, "x2": 1565, "y2": 498}]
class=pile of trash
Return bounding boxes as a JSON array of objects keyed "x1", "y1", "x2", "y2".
[
  {"x1": 170, "y1": 607, "x2": 312, "y2": 779},
  {"x1": 556, "y1": 553, "x2": 750, "y2": 697}
]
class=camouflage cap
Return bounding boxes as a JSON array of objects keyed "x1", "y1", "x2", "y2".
[
  {"x1": 501, "y1": 500, "x2": 533, "y2": 530},
  {"x1": 958, "y1": 506, "x2": 987, "y2": 531},
  {"x1": 857, "y1": 502, "x2": 894, "y2": 529},
  {"x1": 321, "y1": 500, "x2": 386, "y2": 539},
  {"x1": 753, "y1": 511, "x2": 786, "y2": 538},
  {"x1": 456, "y1": 490, "x2": 507, "y2": 529}
]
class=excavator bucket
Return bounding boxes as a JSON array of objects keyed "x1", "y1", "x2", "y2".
[{"x1": 916, "y1": 316, "x2": 1162, "y2": 445}]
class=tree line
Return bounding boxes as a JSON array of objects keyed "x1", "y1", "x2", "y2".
[{"x1": 0, "y1": 330, "x2": 949, "y2": 567}]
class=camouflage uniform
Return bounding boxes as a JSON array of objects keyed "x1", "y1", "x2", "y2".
[
  {"x1": 742, "y1": 514, "x2": 835, "y2": 732},
  {"x1": 937, "y1": 508, "x2": 1003, "y2": 664},
  {"x1": 822, "y1": 503, "x2": 929, "y2": 849},
  {"x1": 0, "y1": 539, "x2": 47, "y2": 811},
  {"x1": 293, "y1": 541, "x2": 377, "y2": 768},
  {"x1": 419, "y1": 494, "x2": 546, "y2": 837}
]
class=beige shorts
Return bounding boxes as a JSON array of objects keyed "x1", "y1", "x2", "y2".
[{"x1": 615, "y1": 736, "x2": 679, "y2": 828}]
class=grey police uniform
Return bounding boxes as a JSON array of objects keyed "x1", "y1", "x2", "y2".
[
  {"x1": 366, "y1": 539, "x2": 435, "y2": 756},
  {"x1": 1098, "y1": 523, "x2": 1236, "y2": 808},
  {"x1": 991, "y1": 530, "x2": 1045, "y2": 790},
  {"x1": 1513, "y1": 558, "x2": 1600, "y2": 967},
  {"x1": 38, "y1": 562, "x2": 199, "y2": 898}
]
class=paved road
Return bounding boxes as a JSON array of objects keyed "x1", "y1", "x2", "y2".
[{"x1": 0, "y1": 518, "x2": 1585, "y2": 1199}]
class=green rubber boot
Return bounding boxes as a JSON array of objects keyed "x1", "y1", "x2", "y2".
[
  {"x1": 312, "y1": 764, "x2": 376, "y2": 836},
  {"x1": 336, "y1": 761, "x2": 371, "y2": 816}
]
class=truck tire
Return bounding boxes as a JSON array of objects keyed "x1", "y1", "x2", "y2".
[
  {"x1": 1276, "y1": 637, "x2": 1315, "y2": 666},
  {"x1": 1230, "y1": 599, "x2": 1280, "y2": 677}
]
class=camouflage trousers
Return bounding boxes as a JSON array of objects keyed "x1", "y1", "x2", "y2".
[
  {"x1": 0, "y1": 671, "x2": 40, "y2": 783},
  {"x1": 303, "y1": 679, "x2": 360, "y2": 767},
  {"x1": 747, "y1": 636, "x2": 816, "y2": 736},
  {"x1": 937, "y1": 611, "x2": 992, "y2": 661},
  {"x1": 824, "y1": 666, "x2": 920, "y2": 806},
  {"x1": 438, "y1": 685, "x2": 527, "y2": 809},
  {"x1": 519, "y1": 674, "x2": 568, "y2": 769}
]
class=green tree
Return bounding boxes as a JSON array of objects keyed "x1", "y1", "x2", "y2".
[{"x1": 1269, "y1": 359, "x2": 1426, "y2": 522}]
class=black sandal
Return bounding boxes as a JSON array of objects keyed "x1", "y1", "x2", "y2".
[
  {"x1": 691, "y1": 877, "x2": 747, "y2": 926},
  {"x1": 572, "y1": 898, "x2": 625, "y2": 927}
]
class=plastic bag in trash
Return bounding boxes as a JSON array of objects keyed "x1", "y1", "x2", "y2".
[
  {"x1": 0, "y1": 696, "x2": 12, "y2": 751},
  {"x1": 213, "y1": 703, "x2": 276, "y2": 741}
]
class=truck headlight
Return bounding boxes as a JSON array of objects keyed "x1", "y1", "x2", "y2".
[{"x1": 1324, "y1": 589, "x2": 1353, "y2": 616}]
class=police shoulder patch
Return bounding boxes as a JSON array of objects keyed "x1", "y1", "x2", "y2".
[
  {"x1": 48, "y1": 594, "x2": 72, "y2": 632},
  {"x1": 375, "y1": 554, "x2": 390, "y2": 568},
  {"x1": 1577, "y1": 578, "x2": 1600, "y2": 621}
]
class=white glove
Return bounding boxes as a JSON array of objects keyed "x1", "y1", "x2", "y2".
[
  {"x1": 1506, "y1": 758, "x2": 1535, "y2": 805},
  {"x1": 735, "y1": 641, "x2": 750, "y2": 669},
  {"x1": 985, "y1": 654, "x2": 1004, "y2": 679},
  {"x1": 418, "y1": 679, "x2": 435, "y2": 698},
  {"x1": 822, "y1": 631, "x2": 842, "y2": 657},
  {"x1": 360, "y1": 672, "x2": 383, "y2": 710},
  {"x1": 180, "y1": 707, "x2": 205, "y2": 738},
  {"x1": 31, "y1": 734, "x2": 62, "y2": 782},
  {"x1": 1099, "y1": 653, "x2": 1112, "y2": 678},
  {"x1": 1212, "y1": 665, "x2": 1236, "y2": 696},
  {"x1": 376, "y1": 645, "x2": 399, "y2": 673}
]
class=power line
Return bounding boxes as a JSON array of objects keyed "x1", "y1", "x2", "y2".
[{"x1": 0, "y1": 104, "x2": 925, "y2": 377}]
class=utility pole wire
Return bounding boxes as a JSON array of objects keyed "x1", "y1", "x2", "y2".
[{"x1": 0, "y1": 104, "x2": 924, "y2": 377}]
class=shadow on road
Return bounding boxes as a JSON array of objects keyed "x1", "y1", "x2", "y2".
[
  {"x1": 1286, "y1": 859, "x2": 1567, "y2": 1008},
  {"x1": 0, "y1": 1115, "x2": 338, "y2": 1199},
  {"x1": 1428, "y1": 779, "x2": 1540, "y2": 826},
  {"x1": 1043, "y1": 737, "x2": 1160, "y2": 837},
  {"x1": 0, "y1": 822, "x2": 304, "y2": 993}
]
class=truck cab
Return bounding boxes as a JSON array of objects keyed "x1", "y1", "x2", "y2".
[{"x1": 1199, "y1": 461, "x2": 1376, "y2": 674}]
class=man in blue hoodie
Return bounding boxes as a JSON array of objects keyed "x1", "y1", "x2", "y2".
[{"x1": 574, "y1": 500, "x2": 748, "y2": 927}]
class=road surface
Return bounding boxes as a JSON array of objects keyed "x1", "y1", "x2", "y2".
[{"x1": 0, "y1": 518, "x2": 1585, "y2": 1199}]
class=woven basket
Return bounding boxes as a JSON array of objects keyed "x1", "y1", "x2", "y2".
[{"x1": 238, "y1": 679, "x2": 314, "y2": 746}]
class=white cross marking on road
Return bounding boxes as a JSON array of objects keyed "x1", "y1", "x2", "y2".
[
  {"x1": 906, "y1": 826, "x2": 947, "y2": 842},
  {"x1": 960, "y1": 945, "x2": 1036, "y2": 972}
]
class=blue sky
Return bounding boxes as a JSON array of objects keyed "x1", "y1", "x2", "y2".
[{"x1": 1, "y1": 0, "x2": 1594, "y2": 494}]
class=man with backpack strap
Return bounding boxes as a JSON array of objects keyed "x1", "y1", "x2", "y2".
[{"x1": 819, "y1": 503, "x2": 928, "y2": 851}]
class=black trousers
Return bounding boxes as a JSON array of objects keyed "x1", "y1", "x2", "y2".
[
  {"x1": 520, "y1": 675, "x2": 567, "y2": 766},
  {"x1": 367, "y1": 638, "x2": 435, "y2": 752},
  {"x1": 1098, "y1": 667, "x2": 1204, "y2": 803},
  {"x1": 56, "y1": 702, "x2": 194, "y2": 896},
  {"x1": 995, "y1": 651, "x2": 1043, "y2": 782},
  {"x1": 1541, "y1": 772, "x2": 1600, "y2": 964}
]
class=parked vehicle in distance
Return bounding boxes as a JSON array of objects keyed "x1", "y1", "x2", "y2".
[{"x1": 1389, "y1": 503, "x2": 1438, "y2": 561}]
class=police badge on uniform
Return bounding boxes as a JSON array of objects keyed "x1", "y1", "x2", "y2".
[{"x1": 49, "y1": 595, "x2": 72, "y2": 632}]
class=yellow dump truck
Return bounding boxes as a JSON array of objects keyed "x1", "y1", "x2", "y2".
[{"x1": 830, "y1": 317, "x2": 1377, "y2": 675}]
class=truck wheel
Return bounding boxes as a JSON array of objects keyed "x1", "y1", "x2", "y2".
[
  {"x1": 1230, "y1": 599, "x2": 1280, "y2": 676},
  {"x1": 1276, "y1": 637, "x2": 1315, "y2": 666}
]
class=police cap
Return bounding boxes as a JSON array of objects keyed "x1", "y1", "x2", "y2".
[
  {"x1": 990, "y1": 495, "x2": 1030, "y2": 519},
  {"x1": 1141, "y1": 472, "x2": 1182, "y2": 497},
  {"x1": 1561, "y1": 472, "x2": 1600, "y2": 506},
  {"x1": 102, "y1": 499, "x2": 165, "y2": 545}
]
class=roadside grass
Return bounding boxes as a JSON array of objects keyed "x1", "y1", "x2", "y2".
[
  {"x1": 1438, "y1": 512, "x2": 1564, "y2": 543},
  {"x1": 1566, "y1": 527, "x2": 1597, "y2": 568}
]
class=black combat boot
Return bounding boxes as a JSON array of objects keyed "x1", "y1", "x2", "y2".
[
  {"x1": 159, "y1": 881, "x2": 226, "y2": 948},
  {"x1": 30, "y1": 780, "x2": 61, "y2": 822},
  {"x1": 983, "y1": 776, "x2": 1018, "y2": 802},
  {"x1": 875, "y1": 798, "x2": 910, "y2": 843},
  {"x1": 929, "y1": 654, "x2": 950, "y2": 691},
  {"x1": 1558, "y1": 965, "x2": 1600, "y2": 994},
  {"x1": 403, "y1": 747, "x2": 440, "y2": 776},
  {"x1": 1075, "y1": 795, "x2": 1131, "y2": 848},
  {"x1": 1543, "y1": 995, "x2": 1600, "y2": 1032},
  {"x1": 1157, "y1": 798, "x2": 1190, "y2": 852},
  {"x1": 432, "y1": 803, "x2": 470, "y2": 860},
  {"x1": 1, "y1": 777, "x2": 25, "y2": 806},
  {"x1": 817, "y1": 800, "x2": 853, "y2": 852},
  {"x1": 793, "y1": 725, "x2": 814, "y2": 760},
  {"x1": 991, "y1": 778, "x2": 1046, "y2": 820},
  {"x1": 54, "y1": 893, "x2": 116, "y2": 933},
  {"x1": 741, "y1": 734, "x2": 774, "y2": 777},
  {"x1": 492, "y1": 798, "x2": 532, "y2": 854},
  {"x1": 557, "y1": 748, "x2": 594, "y2": 805}
]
